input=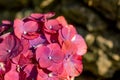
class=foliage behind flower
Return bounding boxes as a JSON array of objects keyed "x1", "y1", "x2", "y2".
[{"x1": 0, "y1": 12, "x2": 87, "y2": 80}]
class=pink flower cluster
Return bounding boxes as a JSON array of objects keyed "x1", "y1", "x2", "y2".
[{"x1": 0, "y1": 12, "x2": 87, "y2": 80}]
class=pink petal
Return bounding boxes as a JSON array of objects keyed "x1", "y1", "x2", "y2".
[
  {"x1": 18, "y1": 54, "x2": 31, "y2": 66},
  {"x1": 20, "y1": 39, "x2": 30, "y2": 57},
  {"x1": 47, "y1": 43, "x2": 60, "y2": 50},
  {"x1": 39, "y1": 58, "x2": 52, "y2": 68},
  {"x1": 62, "y1": 40, "x2": 77, "y2": 55},
  {"x1": 2, "y1": 20, "x2": 11, "y2": 25},
  {"x1": 71, "y1": 34, "x2": 87, "y2": 56},
  {"x1": 56, "y1": 16, "x2": 68, "y2": 27},
  {"x1": 4, "y1": 70, "x2": 19, "y2": 80},
  {"x1": 4, "y1": 63, "x2": 19, "y2": 80},
  {"x1": 37, "y1": 68, "x2": 48, "y2": 80},
  {"x1": 24, "y1": 21, "x2": 38, "y2": 32},
  {"x1": 37, "y1": 68, "x2": 60, "y2": 80},
  {"x1": 63, "y1": 54, "x2": 83, "y2": 77},
  {"x1": 47, "y1": 43, "x2": 64, "y2": 63},
  {"x1": 14, "y1": 19, "x2": 24, "y2": 39},
  {"x1": 44, "y1": 12, "x2": 55, "y2": 19},
  {"x1": 64, "y1": 59, "x2": 83, "y2": 77},
  {"x1": 36, "y1": 46, "x2": 52, "y2": 68},
  {"x1": 51, "y1": 49, "x2": 64, "y2": 63},
  {"x1": 48, "y1": 62, "x2": 63, "y2": 74},
  {"x1": 30, "y1": 13, "x2": 43, "y2": 19},
  {"x1": 45, "y1": 19, "x2": 62, "y2": 31},
  {"x1": 59, "y1": 25, "x2": 77, "y2": 43},
  {"x1": 0, "y1": 33, "x2": 21, "y2": 61},
  {"x1": 36, "y1": 46, "x2": 50, "y2": 61},
  {"x1": 29, "y1": 34, "x2": 46, "y2": 48}
]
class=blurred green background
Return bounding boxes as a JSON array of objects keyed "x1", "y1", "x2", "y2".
[{"x1": 0, "y1": 0, "x2": 120, "y2": 80}]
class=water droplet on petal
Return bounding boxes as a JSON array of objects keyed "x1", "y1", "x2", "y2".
[
  {"x1": 0, "y1": 62, "x2": 5, "y2": 71},
  {"x1": 23, "y1": 31, "x2": 27, "y2": 35},
  {"x1": 48, "y1": 73, "x2": 53, "y2": 77},
  {"x1": 49, "y1": 25, "x2": 52, "y2": 29},
  {"x1": 71, "y1": 35, "x2": 76, "y2": 41},
  {"x1": 16, "y1": 65, "x2": 21, "y2": 72},
  {"x1": 48, "y1": 56, "x2": 52, "y2": 60},
  {"x1": 7, "y1": 50, "x2": 11, "y2": 53}
]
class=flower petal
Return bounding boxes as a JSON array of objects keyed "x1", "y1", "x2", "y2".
[
  {"x1": 14, "y1": 19, "x2": 24, "y2": 39},
  {"x1": 36, "y1": 46, "x2": 52, "y2": 68},
  {"x1": 72, "y1": 34, "x2": 87, "y2": 56},
  {"x1": 4, "y1": 63, "x2": 19, "y2": 80},
  {"x1": 56, "y1": 16, "x2": 68, "y2": 27}
]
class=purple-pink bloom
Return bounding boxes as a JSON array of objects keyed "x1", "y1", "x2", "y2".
[
  {"x1": 0, "y1": 33, "x2": 22, "y2": 62},
  {"x1": 0, "y1": 12, "x2": 87, "y2": 80},
  {"x1": 36, "y1": 43, "x2": 64, "y2": 68},
  {"x1": 14, "y1": 19, "x2": 39, "y2": 39}
]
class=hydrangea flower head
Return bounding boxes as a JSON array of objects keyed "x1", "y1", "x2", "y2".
[{"x1": 0, "y1": 12, "x2": 87, "y2": 80}]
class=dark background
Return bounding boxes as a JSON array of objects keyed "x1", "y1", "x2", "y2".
[{"x1": 0, "y1": 0, "x2": 120, "y2": 80}]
